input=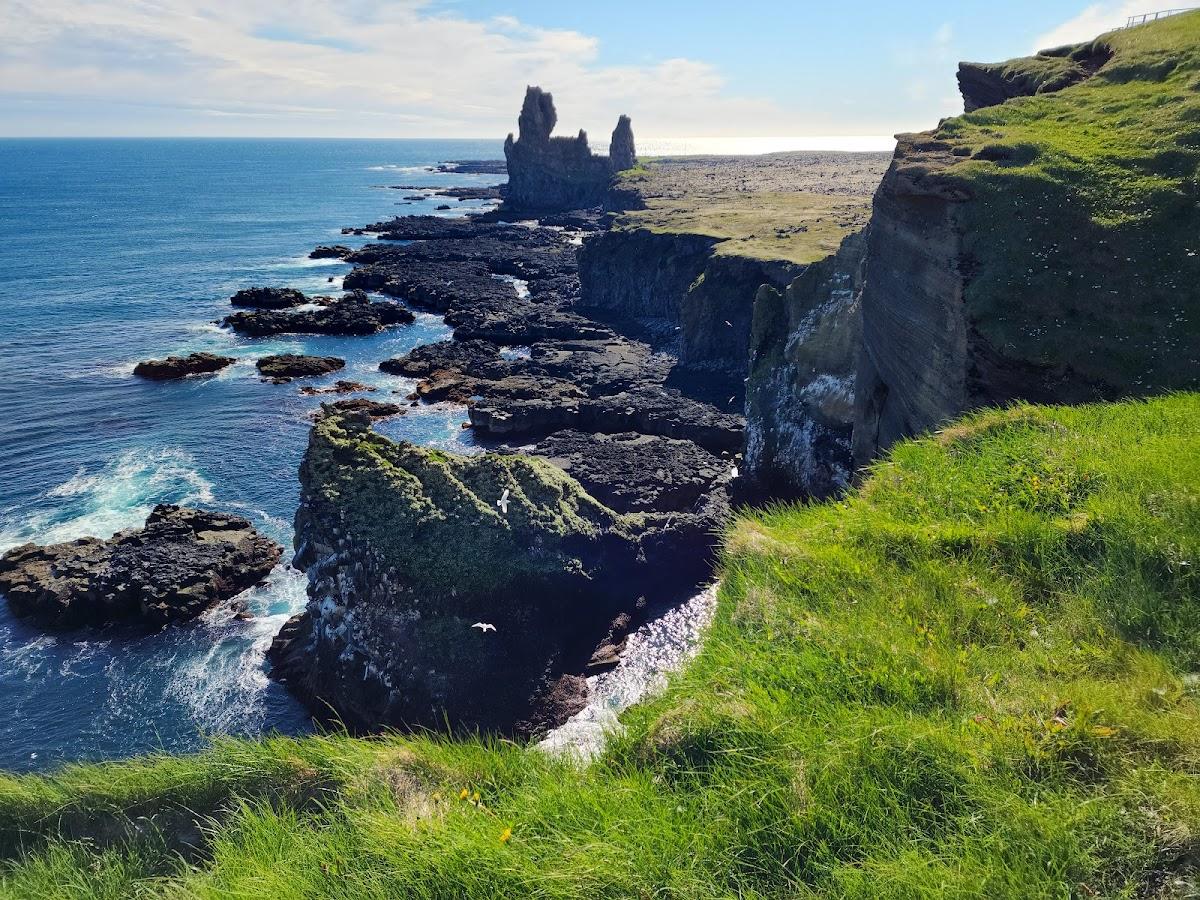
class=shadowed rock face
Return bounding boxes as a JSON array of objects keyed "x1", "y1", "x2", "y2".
[
  {"x1": 0, "y1": 505, "x2": 282, "y2": 629},
  {"x1": 502, "y1": 86, "x2": 635, "y2": 212}
]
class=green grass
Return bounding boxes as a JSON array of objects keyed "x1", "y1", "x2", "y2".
[
  {"x1": 931, "y1": 12, "x2": 1200, "y2": 396},
  {"x1": 1, "y1": 393, "x2": 1197, "y2": 897},
  {"x1": 618, "y1": 189, "x2": 874, "y2": 265}
]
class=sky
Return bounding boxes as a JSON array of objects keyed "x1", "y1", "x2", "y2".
[{"x1": 0, "y1": 0, "x2": 1165, "y2": 141}]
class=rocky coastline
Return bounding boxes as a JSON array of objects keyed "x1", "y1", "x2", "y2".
[
  {"x1": 0, "y1": 505, "x2": 281, "y2": 629},
  {"x1": 10, "y1": 50, "x2": 1191, "y2": 745}
]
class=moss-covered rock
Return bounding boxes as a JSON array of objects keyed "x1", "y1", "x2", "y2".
[{"x1": 270, "y1": 413, "x2": 720, "y2": 734}]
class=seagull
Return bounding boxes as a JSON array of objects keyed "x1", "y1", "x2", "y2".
[
  {"x1": 724, "y1": 320, "x2": 733, "y2": 327},
  {"x1": 472, "y1": 622, "x2": 497, "y2": 633},
  {"x1": 497, "y1": 488, "x2": 510, "y2": 514},
  {"x1": 729, "y1": 465, "x2": 739, "y2": 479}
]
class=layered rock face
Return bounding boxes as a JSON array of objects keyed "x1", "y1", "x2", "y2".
[
  {"x1": 745, "y1": 230, "x2": 868, "y2": 498},
  {"x1": 269, "y1": 414, "x2": 725, "y2": 734},
  {"x1": 0, "y1": 505, "x2": 282, "y2": 629},
  {"x1": 577, "y1": 229, "x2": 800, "y2": 390},
  {"x1": 502, "y1": 87, "x2": 635, "y2": 211},
  {"x1": 851, "y1": 137, "x2": 973, "y2": 468}
]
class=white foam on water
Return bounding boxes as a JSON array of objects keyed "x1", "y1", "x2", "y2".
[
  {"x1": 538, "y1": 584, "x2": 718, "y2": 762},
  {"x1": 0, "y1": 635, "x2": 58, "y2": 682},
  {"x1": 365, "y1": 164, "x2": 432, "y2": 173},
  {"x1": 0, "y1": 448, "x2": 215, "y2": 553},
  {"x1": 491, "y1": 274, "x2": 531, "y2": 299},
  {"x1": 163, "y1": 564, "x2": 307, "y2": 735},
  {"x1": 266, "y1": 256, "x2": 349, "y2": 270}
]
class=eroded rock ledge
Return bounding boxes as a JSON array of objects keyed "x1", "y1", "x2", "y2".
[
  {"x1": 0, "y1": 505, "x2": 282, "y2": 629},
  {"x1": 268, "y1": 413, "x2": 726, "y2": 735}
]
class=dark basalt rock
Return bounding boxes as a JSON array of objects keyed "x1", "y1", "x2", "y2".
[
  {"x1": 133, "y1": 352, "x2": 236, "y2": 380},
  {"x1": 435, "y1": 160, "x2": 507, "y2": 175},
  {"x1": 267, "y1": 413, "x2": 721, "y2": 736},
  {"x1": 497, "y1": 430, "x2": 731, "y2": 515},
  {"x1": 502, "y1": 86, "x2": 636, "y2": 212},
  {"x1": 256, "y1": 354, "x2": 345, "y2": 380},
  {"x1": 223, "y1": 291, "x2": 414, "y2": 337},
  {"x1": 299, "y1": 380, "x2": 375, "y2": 396},
  {"x1": 436, "y1": 186, "x2": 504, "y2": 201},
  {"x1": 315, "y1": 398, "x2": 404, "y2": 419},
  {"x1": 0, "y1": 505, "x2": 282, "y2": 629},
  {"x1": 309, "y1": 245, "x2": 352, "y2": 260},
  {"x1": 229, "y1": 287, "x2": 309, "y2": 309}
]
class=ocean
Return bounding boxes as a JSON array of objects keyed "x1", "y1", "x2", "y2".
[{"x1": 0, "y1": 138, "x2": 506, "y2": 773}]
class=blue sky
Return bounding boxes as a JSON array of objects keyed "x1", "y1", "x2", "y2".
[{"x1": 0, "y1": 0, "x2": 1150, "y2": 140}]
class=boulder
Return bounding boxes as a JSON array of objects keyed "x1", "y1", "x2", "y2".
[
  {"x1": 0, "y1": 505, "x2": 282, "y2": 629},
  {"x1": 133, "y1": 352, "x2": 236, "y2": 380},
  {"x1": 256, "y1": 354, "x2": 345, "y2": 381},
  {"x1": 229, "y1": 287, "x2": 308, "y2": 309},
  {"x1": 309, "y1": 245, "x2": 352, "y2": 260}
]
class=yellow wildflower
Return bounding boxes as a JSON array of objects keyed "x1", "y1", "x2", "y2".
[
  {"x1": 459, "y1": 788, "x2": 470, "y2": 800},
  {"x1": 499, "y1": 827, "x2": 512, "y2": 844}
]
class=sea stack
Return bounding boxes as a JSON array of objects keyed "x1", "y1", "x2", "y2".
[{"x1": 502, "y1": 86, "x2": 635, "y2": 211}]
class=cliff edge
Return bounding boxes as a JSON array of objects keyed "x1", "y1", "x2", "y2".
[{"x1": 855, "y1": 11, "x2": 1200, "y2": 465}]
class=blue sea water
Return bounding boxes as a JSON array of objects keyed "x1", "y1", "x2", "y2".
[{"x1": 0, "y1": 138, "x2": 505, "y2": 773}]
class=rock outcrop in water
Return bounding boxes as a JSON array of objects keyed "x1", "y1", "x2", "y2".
[
  {"x1": 268, "y1": 413, "x2": 722, "y2": 734},
  {"x1": 0, "y1": 505, "x2": 282, "y2": 629},
  {"x1": 223, "y1": 290, "x2": 414, "y2": 337},
  {"x1": 502, "y1": 87, "x2": 635, "y2": 212},
  {"x1": 133, "y1": 352, "x2": 236, "y2": 380},
  {"x1": 256, "y1": 354, "x2": 345, "y2": 381}
]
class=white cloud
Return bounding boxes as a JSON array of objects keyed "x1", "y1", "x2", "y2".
[
  {"x1": 1032, "y1": 1, "x2": 1141, "y2": 51},
  {"x1": 0, "y1": 0, "x2": 796, "y2": 137}
]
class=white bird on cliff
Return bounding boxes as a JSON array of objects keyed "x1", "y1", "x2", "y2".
[
  {"x1": 497, "y1": 488, "x2": 510, "y2": 514},
  {"x1": 472, "y1": 622, "x2": 497, "y2": 633}
]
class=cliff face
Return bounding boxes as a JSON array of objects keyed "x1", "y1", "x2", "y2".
[
  {"x1": 854, "y1": 14, "x2": 1200, "y2": 464},
  {"x1": 269, "y1": 413, "x2": 722, "y2": 734},
  {"x1": 852, "y1": 138, "x2": 972, "y2": 468},
  {"x1": 502, "y1": 87, "x2": 635, "y2": 212},
  {"x1": 577, "y1": 228, "x2": 800, "y2": 383},
  {"x1": 745, "y1": 230, "x2": 868, "y2": 498}
]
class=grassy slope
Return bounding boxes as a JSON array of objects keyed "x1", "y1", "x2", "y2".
[
  {"x1": 2, "y1": 393, "x2": 1197, "y2": 898},
  {"x1": 934, "y1": 12, "x2": 1200, "y2": 394}
]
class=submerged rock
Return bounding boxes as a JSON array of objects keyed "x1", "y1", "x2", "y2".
[
  {"x1": 133, "y1": 352, "x2": 236, "y2": 380},
  {"x1": 256, "y1": 354, "x2": 345, "y2": 381},
  {"x1": 268, "y1": 413, "x2": 721, "y2": 735},
  {"x1": 0, "y1": 505, "x2": 282, "y2": 629}
]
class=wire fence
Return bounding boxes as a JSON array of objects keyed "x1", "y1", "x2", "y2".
[{"x1": 1123, "y1": 7, "x2": 1197, "y2": 27}]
